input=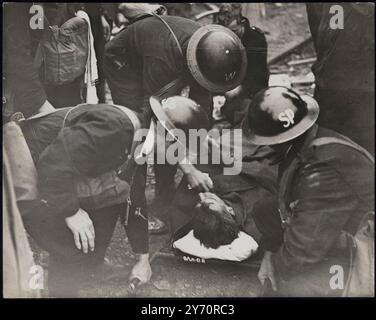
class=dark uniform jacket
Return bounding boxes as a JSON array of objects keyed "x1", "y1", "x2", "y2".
[
  {"x1": 272, "y1": 125, "x2": 374, "y2": 280},
  {"x1": 21, "y1": 104, "x2": 148, "y2": 253},
  {"x1": 104, "y1": 15, "x2": 212, "y2": 125}
]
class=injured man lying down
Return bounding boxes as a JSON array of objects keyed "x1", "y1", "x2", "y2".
[{"x1": 169, "y1": 132, "x2": 282, "y2": 262}]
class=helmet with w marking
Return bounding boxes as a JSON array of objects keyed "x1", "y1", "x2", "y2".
[{"x1": 187, "y1": 24, "x2": 247, "y2": 93}]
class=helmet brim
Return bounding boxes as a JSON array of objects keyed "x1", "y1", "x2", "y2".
[
  {"x1": 187, "y1": 24, "x2": 247, "y2": 93},
  {"x1": 150, "y1": 96, "x2": 180, "y2": 139},
  {"x1": 242, "y1": 95, "x2": 320, "y2": 145},
  {"x1": 150, "y1": 96, "x2": 199, "y2": 158}
]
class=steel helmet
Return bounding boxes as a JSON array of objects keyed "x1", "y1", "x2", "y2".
[
  {"x1": 242, "y1": 86, "x2": 320, "y2": 145},
  {"x1": 150, "y1": 95, "x2": 210, "y2": 135},
  {"x1": 138, "y1": 96, "x2": 209, "y2": 159},
  {"x1": 187, "y1": 24, "x2": 247, "y2": 93}
]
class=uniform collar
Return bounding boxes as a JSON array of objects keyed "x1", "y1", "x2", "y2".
[
  {"x1": 279, "y1": 124, "x2": 319, "y2": 177},
  {"x1": 288, "y1": 124, "x2": 319, "y2": 159}
]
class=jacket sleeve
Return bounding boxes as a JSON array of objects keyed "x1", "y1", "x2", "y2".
[
  {"x1": 37, "y1": 109, "x2": 133, "y2": 218},
  {"x1": 242, "y1": 27, "x2": 269, "y2": 98},
  {"x1": 103, "y1": 28, "x2": 130, "y2": 70},
  {"x1": 272, "y1": 158, "x2": 359, "y2": 280}
]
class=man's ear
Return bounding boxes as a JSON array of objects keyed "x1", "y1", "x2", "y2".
[{"x1": 223, "y1": 218, "x2": 240, "y2": 239}]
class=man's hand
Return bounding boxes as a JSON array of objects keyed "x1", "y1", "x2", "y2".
[
  {"x1": 101, "y1": 15, "x2": 111, "y2": 41},
  {"x1": 186, "y1": 169, "x2": 213, "y2": 192},
  {"x1": 65, "y1": 208, "x2": 95, "y2": 254},
  {"x1": 179, "y1": 159, "x2": 213, "y2": 192},
  {"x1": 258, "y1": 251, "x2": 277, "y2": 291},
  {"x1": 129, "y1": 253, "x2": 152, "y2": 285},
  {"x1": 198, "y1": 192, "x2": 228, "y2": 214}
]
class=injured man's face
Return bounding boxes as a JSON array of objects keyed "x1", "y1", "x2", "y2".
[{"x1": 191, "y1": 193, "x2": 240, "y2": 249}]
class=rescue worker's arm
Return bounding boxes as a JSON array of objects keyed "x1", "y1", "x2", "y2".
[
  {"x1": 124, "y1": 164, "x2": 149, "y2": 254},
  {"x1": 129, "y1": 253, "x2": 152, "y2": 285},
  {"x1": 103, "y1": 29, "x2": 130, "y2": 70},
  {"x1": 179, "y1": 160, "x2": 214, "y2": 192},
  {"x1": 271, "y1": 160, "x2": 359, "y2": 280},
  {"x1": 124, "y1": 164, "x2": 151, "y2": 284},
  {"x1": 242, "y1": 26, "x2": 269, "y2": 98},
  {"x1": 37, "y1": 108, "x2": 133, "y2": 218}
]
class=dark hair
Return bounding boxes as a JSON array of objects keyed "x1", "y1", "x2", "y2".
[{"x1": 191, "y1": 205, "x2": 240, "y2": 249}]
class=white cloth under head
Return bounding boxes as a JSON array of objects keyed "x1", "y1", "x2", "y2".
[{"x1": 173, "y1": 230, "x2": 258, "y2": 262}]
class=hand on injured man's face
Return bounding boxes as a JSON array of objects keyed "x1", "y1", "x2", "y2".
[
  {"x1": 197, "y1": 192, "x2": 231, "y2": 216},
  {"x1": 186, "y1": 169, "x2": 213, "y2": 192}
]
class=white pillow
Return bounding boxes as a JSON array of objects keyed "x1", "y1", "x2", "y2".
[{"x1": 173, "y1": 230, "x2": 258, "y2": 262}]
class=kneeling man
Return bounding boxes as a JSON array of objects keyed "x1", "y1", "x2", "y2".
[
  {"x1": 243, "y1": 86, "x2": 374, "y2": 296},
  {"x1": 20, "y1": 96, "x2": 209, "y2": 296}
]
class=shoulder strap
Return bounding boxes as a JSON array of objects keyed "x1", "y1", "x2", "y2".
[
  {"x1": 278, "y1": 156, "x2": 300, "y2": 227},
  {"x1": 310, "y1": 137, "x2": 374, "y2": 164},
  {"x1": 277, "y1": 126, "x2": 319, "y2": 225},
  {"x1": 149, "y1": 14, "x2": 186, "y2": 98},
  {"x1": 154, "y1": 77, "x2": 185, "y2": 99},
  {"x1": 151, "y1": 13, "x2": 183, "y2": 57}
]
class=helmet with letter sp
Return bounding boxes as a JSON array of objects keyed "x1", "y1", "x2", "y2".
[{"x1": 242, "y1": 86, "x2": 320, "y2": 145}]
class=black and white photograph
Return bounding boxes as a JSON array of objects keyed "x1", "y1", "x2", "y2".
[{"x1": 2, "y1": 2, "x2": 375, "y2": 303}]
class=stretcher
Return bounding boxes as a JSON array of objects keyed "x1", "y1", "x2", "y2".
[
  {"x1": 126, "y1": 240, "x2": 262, "y2": 293},
  {"x1": 150, "y1": 240, "x2": 262, "y2": 269}
]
